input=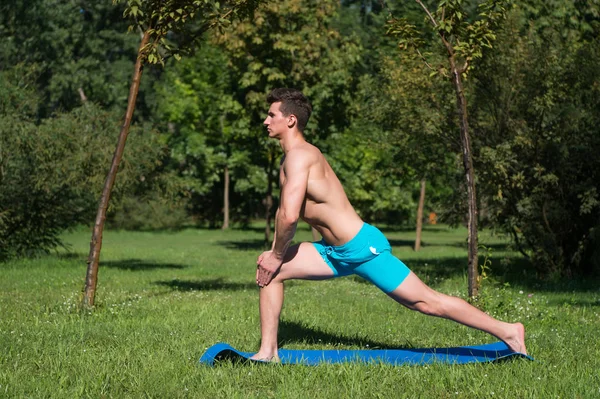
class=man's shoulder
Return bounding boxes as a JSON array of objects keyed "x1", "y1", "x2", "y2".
[
  {"x1": 287, "y1": 142, "x2": 321, "y2": 160},
  {"x1": 282, "y1": 143, "x2": 320, "y2": 172}
]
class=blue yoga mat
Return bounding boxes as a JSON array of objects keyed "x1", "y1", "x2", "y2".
[{"x1": 199, "y1": 341, "x2": 532, "y2": 366}]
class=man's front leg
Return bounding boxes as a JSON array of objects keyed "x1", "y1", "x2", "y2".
[
  {"x1": 250, "y1": 242, "x2": 335, "y2": 361},
  {"x1": 250, "y1": 280, "x2": 284, "y2": 362}
]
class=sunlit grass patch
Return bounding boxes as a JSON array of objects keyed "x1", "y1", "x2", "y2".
[{"x1": 1, "y1": 225, "x2": 598, "y2": 397}]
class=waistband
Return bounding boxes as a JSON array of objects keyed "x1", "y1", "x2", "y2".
[{"x1": 321, "y1": 223, "x2": 371, "y2": 253}]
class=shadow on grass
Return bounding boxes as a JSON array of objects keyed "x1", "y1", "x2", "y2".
[
  {"x1": 102, "y1": 258, "x2": 186, "y2": 270},
  {"x1": 449, "y1": 242, "x2": 513, "y2": 252},
  {"x1": 397, "y1": 257, "x2": 467, "y2": 282},
  {"x1": 546, "y1": 298, "x2": 600, "y2": 307},
  {"x1": 278, "y1": 320, "x2": 403, "y2": 350},
  {"x1": 235, "y1": 225, "x2": 267, "y2": 233},
  {"x1": 220, "y1": 238, "x2": 423, "y2": 251},
  {"x1": 347, "y1": 254, "x2": 599, "y2": 294},
  {"x1": 388, "y1": 239, "x2": 424, "y2": 248},
  {"x1": 378, "y1": 225, "x2": 446, "y2": 233},
  {"x1": 387, "y1": 240, "x2": 512, "y2": 251},
  {"x1": 218, "y1": 239, "x2": 267, "y2": 251},
  {"x1": 56, "y1": 252, "x2": 87, "y2": 260},
  {"x1": 235, "y1": 224, "x2": 314, "y2": 233},
  {"x1": 475, "y1": 257, "x2": 600, "y2": 293},
  {"x1": 155, "y1": 278, "x2": 255, "y2": 291}
]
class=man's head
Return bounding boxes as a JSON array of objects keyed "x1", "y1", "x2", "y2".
[{"x1": 266, "y1": 88, "x2": 312, "y2": 133}]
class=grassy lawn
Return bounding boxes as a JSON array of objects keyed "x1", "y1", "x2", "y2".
[{"x1": 1, "y1": 224, "x2": 599, "y2": 398}]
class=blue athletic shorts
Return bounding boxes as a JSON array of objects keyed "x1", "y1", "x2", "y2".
[{"x1": 312, "y1": 223, "x2": 411, "y2": 293}]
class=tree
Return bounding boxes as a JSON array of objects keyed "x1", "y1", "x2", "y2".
[
  {"x1": 414, "y1": 179, "x2": 426, "y2": 250},
  {"x1": 0, "y1": 0, "x2": 141, "y2": 117},
  {"x1": 82, "y1": 0, "x2": 260, "y2": 308},
  {"x1": 387, "y1": 0, "x2": 510, "y2": 297},
  {"x1": 0, "y1": 66, "x2": 166, "y2": 261},
  {"x1": 154, "y1": 44, "x2": 257, "y2": 228},
  {"x1": 214, "y1": 0, "x2": 363, "y2": 244},
  {"x1": 377, "y1": 53, "x2": 456, "y2": 248},
  {"x1": 471, "y1": 1, "x2": 600, "y2": 277}
]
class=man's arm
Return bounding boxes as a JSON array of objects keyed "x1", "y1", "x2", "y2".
[
  {"x1": 269, "y1": 156, "x2": 286, "y2": 250},
  {"x1": 271, "y1": 209, "x2": 279, "y2": 250},
  {"x1": 271, "y1": 151, "x2": 309, "y2": 259},
  {"x1": 256, "y1": 150, "x2": 309, "y2": 287}
]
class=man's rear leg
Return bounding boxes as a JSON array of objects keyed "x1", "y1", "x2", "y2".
[{"x1": 388, "y1": 272, "x2": 527, "y2": 354}]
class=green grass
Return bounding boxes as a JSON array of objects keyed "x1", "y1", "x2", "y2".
[{"x1": 1, "y1": 224, "x2": 599, "y2": 398}]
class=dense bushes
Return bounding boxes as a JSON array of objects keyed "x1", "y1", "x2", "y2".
[
  {"x1": 473, "y1": 6, "x2": 600, "y2": 277},
  {"x1": 0, "y1": 70, "x2": 172, "y2": 259}
]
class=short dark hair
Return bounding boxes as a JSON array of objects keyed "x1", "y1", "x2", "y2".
[{"x1": 266, "y1": 88, "x2": 312, "y2": 132}]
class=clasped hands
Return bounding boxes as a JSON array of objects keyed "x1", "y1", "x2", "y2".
[{"x1": 256, "y1": 250, "x2": 283, "y2": 288}]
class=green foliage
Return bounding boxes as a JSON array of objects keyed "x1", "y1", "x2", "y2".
[
  {"x1": 214, "y1": 0, "x2": 362, "y2": 139},
  {"x1": 436, "y1": 0, "x2": 509, "y2": 63},
  {"x1": 327, "y1": 124, "x2": 415, "y2": 223},
  {"x1": 155, "y1": 0, "x2": 365, "y2": 225},
  {"x1": 387, "y1": 0, "x2": 511, "y2": 76},
  {"x1": 0, "y1": 0, "x2": 140, "y2": 116},
  {"x1": 338, "y1": 51, "x2": 457, "y2": 225},
  {"x1": 336, "y1": 0, "x2": 398, "y2": 57},
  {"x1": 472, "y1": 2, "x2": 600, "y2": 276},
  {"x1": 3, "y1": 0, "x2": 600, "y2": 285},
  {"x1": 0, "y1": 69, "x2": 171, "y2": 260},
  {"x1": 115, "y1": 0, "x2": 262, "y2": 65},
  {"x1": 154, "y1": 44, "x2": 261, "y2": 225},
  {"x1": 109, "y1": 193, "x2": 189, "y2": 230}
]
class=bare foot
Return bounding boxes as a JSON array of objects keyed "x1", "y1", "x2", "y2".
[
  {"x1": 504, "y1": 322, "x2": 527, "y2": 355},
  {"x1": 249, "y1": 352, "x2": 280, "y2": 363}
]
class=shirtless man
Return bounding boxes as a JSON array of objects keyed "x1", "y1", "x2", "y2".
[{"x1": 252, "y1": 88, "x2": 526, "y2": 361}]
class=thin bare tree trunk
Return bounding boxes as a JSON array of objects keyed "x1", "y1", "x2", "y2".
[
  {"x1": 447, "y1": 53, "x2": 479, "y2": 298},
  {"x1": 222, "y1": 165, "x2": 230, "y2": 230},
  {"x1": 82, "y1": 31, "x2": 151, "y2": 308},
  {"x1": 78, "y1": 87, "x2": 88, "y2": 102},
  {"x1": 414, "y1": 0, "x2": 479, "y2": 297},
  {"x1": 414, "y1": 178, "x2": 426, "y2": 251}
]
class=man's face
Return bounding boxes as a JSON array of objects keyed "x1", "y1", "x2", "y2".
[{"x1": 263, "y1": 102, "x2": 289, "y2": 138}]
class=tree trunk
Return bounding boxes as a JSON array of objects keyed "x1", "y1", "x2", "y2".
[
  {"x1": 413, "y1": 0, "x2": 480, "y2": 297},
  {"x1": 414, "y1": 178, "x2": 426, "y2": 251},
  {"x1": 78, "y1": 87, "x2": 88, "y2": 102},
  {"x1": 222, "y1": 165, "x2": 230, "y2": 230},
  {"x1": 447, "y1": 53, "x2": 479, "y2": 298},
  {"x1": 82, "y1": 31, "x2": 151, "y2": 308}
]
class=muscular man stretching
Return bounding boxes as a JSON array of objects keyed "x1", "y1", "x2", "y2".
[{"x1": 252, "y1": 88, "x2": 526, "y2": 362}]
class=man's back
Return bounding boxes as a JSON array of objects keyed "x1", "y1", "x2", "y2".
[{"x1": 283, "y1": 142, "x2": 363, "y2": 246}]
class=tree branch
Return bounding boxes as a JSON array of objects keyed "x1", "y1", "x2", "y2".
[
  {"x1": 78, "y1": 87, "x2": 88, "y2": 102},
  {"x1": 416, "y1": 48, "x2": 434, "y2": 70},
  {"x1": 415, "y1": 0, "x2": 438, "y2": 27},
  {"x1": 511, "y1": 226, "x2": 530, "y2": 259}
]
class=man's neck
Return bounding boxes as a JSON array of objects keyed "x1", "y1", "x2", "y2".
[{"x1": 279, "y1": 130, "x2": 306, "y2": 154}]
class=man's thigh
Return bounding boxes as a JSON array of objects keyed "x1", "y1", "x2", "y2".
[
  {"x1": 385, "y1": 271, "x2": 440, "y2": 309},
  {"x1": 274, "y1": 242, "x2": 336, "y2": 282}
]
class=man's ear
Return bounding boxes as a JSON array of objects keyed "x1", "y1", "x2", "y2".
[{"x1": 287, "y1": 114, "x2": 297, "y2": 128}]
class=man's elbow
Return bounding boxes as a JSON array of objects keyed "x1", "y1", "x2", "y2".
[{"x1": 279, "y1": 210, "x2": 299, "y2": 226}]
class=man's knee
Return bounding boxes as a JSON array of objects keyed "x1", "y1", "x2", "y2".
[
  {"x1": 271, "y1": 272, "x2": 289, "y2": 284},
  {"x1": 413, "y1": 294, "x2": 445, "y2": 317}
]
